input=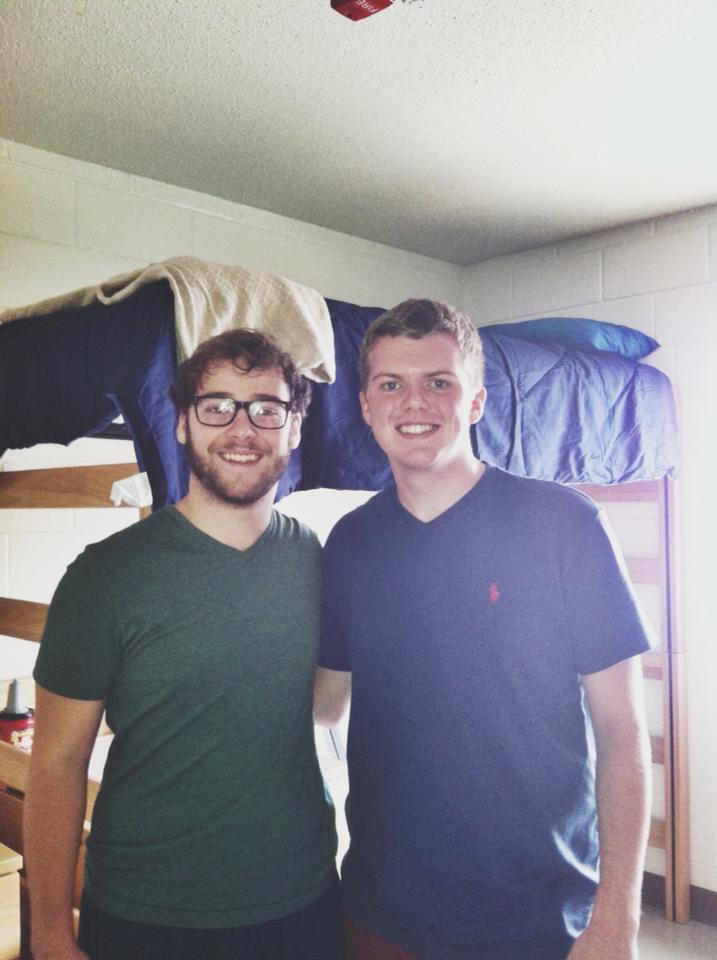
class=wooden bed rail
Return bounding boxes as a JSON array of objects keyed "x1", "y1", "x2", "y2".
[
  {"x1": 574, "y1": 479, "x2": 660, "y2": 502},
  {"x1": 0, "y1": 463, "x2": 143, "y2": 509},
  {"x1": 0, "y1": 599, "x2": 47, "y2": 644}
]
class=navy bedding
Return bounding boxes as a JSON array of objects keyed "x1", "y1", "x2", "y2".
[
  {"x1": 0, "y1": 290, "x2": 678, "y2": 507},
  {"x1": 301, "y1": 299, "x2": 678, "y2": 491}
]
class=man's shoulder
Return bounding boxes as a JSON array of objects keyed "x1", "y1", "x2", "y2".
[
  {"x1": 62, "y1": 507, "x2": 181, "y2": 588},
  {"x1": 272, "y1": 509, "x2": 321, "y2": 548},
  {"x1": 325, "y1": 489, "x2": 388, "y2": 547},
  {"x1": 81, "y1": 505, "x2": 175, "y2": 554},
  {"x1": 486, "y1": 465, "x2": 600, "y2": 518}
]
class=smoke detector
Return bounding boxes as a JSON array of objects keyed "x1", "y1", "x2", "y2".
[
  {"x1": 331, "y1": 0, "x2": 422, "y2": 21},
  {"x1": 331, "y1": 0, "x2": 393, "y2": 19}
]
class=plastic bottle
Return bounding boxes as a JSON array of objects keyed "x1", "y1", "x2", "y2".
[{"x1": 0, "y1": 679, "x2": 35, "y2": 751}]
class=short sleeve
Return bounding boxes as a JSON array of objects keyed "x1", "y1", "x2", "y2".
[
  {"x1": 561, "y1": 506, "x2": 656, "y2": 676},
  {"x1": 34, "y1": 549, "x2": 120, "y2": 701}
]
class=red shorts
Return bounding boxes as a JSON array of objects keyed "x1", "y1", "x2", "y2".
[{"x1": 344, "y1": 913, "x2": 419, "y2": 960}]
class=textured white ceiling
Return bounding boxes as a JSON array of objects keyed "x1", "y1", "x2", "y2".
[{"x1": 2, "y1": 0, "x2": 717, "y2": 265}]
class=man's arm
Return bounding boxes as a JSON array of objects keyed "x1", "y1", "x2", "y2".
[
  {"x1": 568, "y1": 655, "x2": 652, "y2": 960},
  {"x1": 313, "y1": 667, "x2": 351, "y2": 727},
  {"x1": 24, "y1": 685, "x2": 105, "y2": 960}
]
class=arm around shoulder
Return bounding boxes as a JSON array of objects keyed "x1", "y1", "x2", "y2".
[
  {"x1": 313, "y1": 667, "x2": 351, "y2": 727},
  {"x1": 24, "y1": 685, "x2": 105, "y2": 960}
]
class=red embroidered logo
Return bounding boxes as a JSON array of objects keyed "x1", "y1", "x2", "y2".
[{"x1": 488, "y1": 582, "x2": 500, "y2": 604}]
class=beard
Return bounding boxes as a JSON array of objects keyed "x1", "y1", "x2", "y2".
[{"x1": 184, "y1": 427, "x2": 290, "y2": 506}]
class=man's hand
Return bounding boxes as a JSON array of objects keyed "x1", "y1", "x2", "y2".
[
  {"x1": 30, "y1": 933, "x2": 90, "y2": 960},
  {"x1": 566, "y1": 923, "x2": 639, "y2": 960}
]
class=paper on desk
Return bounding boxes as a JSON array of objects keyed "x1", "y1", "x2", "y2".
[{"x1": 110, "y1": 472, "x2": 153, "y2": 508}]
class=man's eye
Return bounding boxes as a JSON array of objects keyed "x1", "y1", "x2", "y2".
[
  {"x1": 253, "y1": 404, "x2": 281, "y2": 418},
  {"x1": 208, "y1": 399, "x2": 234, "y2": 413},
  {"x1": 429, "y1": 378, "x2": 450, "y2": 390},
  {"x1": 379, "y1": 381, "x2": 401, "y2": 392}
]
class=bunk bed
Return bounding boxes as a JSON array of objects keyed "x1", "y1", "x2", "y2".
[{"x1": 0, "y1": 284, "x2": 685, "y2": 959}]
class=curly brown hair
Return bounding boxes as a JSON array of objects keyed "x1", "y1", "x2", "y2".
[{"x1": 169, "y1": 329, "x2": 312, "y2": 415}]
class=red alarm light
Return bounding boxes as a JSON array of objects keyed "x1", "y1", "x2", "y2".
[{"x1": 331, "y1": 0, "x2": 394, "y2": 21}]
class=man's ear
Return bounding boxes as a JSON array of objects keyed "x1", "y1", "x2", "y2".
[
  {"x1": 359, "y1": 391, "x2": 371, "y2": 427},
  {"x1": 288, "y1": 412, "x2": 302, "y2": 451},
  {"x1": 176, "y1": 411, "x2": 188, "y2": 446},
  {"x1": 470, "y1": 386, "x2": 487, "y2": 425}
]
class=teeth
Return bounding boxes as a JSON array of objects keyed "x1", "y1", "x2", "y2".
[
  {"x1": 222, "y1": 453, "x2": 259, "y2": 463},
  {"x1": 398, "y1": 424, "x2": 435, "y2": 435}
]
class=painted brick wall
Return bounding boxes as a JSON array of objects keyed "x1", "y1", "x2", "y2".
[{"x1": 0, "y1": 139, "x2": 462, "y2": 312}]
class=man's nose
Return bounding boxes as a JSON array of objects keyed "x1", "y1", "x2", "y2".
[
  {"x1": 401, "y1": 382, "x2": 428, "y2": 407},
  {"x1": 227, "y1": 406, "x2": 258, "y2": 436}
]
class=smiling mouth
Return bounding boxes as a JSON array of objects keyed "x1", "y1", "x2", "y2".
[
  {"x1": 397, "y1": 424, "x2": 438, "y2": 435},
  {"x1": 221, "y1": 452, "x2": 260, "y2": 463}
]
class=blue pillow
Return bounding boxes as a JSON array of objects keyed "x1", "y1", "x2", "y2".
[{"x1": 479, "y1": 317, "x2": 658, "y2": 360}]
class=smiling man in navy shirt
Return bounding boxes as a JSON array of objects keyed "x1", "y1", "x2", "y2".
[{"x1": 315, "y1": 298, "x2": 654, "y2": 960}]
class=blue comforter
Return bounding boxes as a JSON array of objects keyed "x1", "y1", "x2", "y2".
[{"x1": 300, "y1": 299, "x2": 678, "y2": 491}]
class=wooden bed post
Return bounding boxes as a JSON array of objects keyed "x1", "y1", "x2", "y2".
[
  {"x1": 660, "y1": 476, "x2": 690, "y2": 922},
  {"x1": 576, "y1": 479, "x2": 689, "y2": 923}
]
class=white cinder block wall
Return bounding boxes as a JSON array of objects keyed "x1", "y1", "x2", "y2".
[
  {"x1": 2, "y1": 140, "x2": 716, "y2": 899},
  {"x1": 456, "y1": 216, "x2": 717, "y2": 896},
  {"x1": 0, "y1": 139, "x2": 464, "y2": 313}
]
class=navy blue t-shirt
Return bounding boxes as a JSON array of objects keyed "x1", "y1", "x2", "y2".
[{"x1": 320, "y1": 465, "x2": 654, "y2": 959}]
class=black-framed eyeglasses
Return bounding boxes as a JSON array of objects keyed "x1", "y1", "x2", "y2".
[{"x1": 192, "y1": 395, "x2": 292, "y2": 430}]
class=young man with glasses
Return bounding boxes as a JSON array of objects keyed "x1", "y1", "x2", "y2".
[
  {"x1": 315, "y1": 299, "x2": 653, "y2": 960},
  {"x1": 25, "y1": 330, "x2": 341, "y2": 960}
]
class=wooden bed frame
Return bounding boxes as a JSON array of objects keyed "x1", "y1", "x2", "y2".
[
  {"x1": 0, "y1": 465, "x2": 689, "y2": 960},
  {"x1": 576, "y1": 478, "x2": 688, "y2": 923}
]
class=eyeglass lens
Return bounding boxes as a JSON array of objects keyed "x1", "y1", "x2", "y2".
[{"x1": 195, "y1": 397, "x2": 288, "y2": 429}]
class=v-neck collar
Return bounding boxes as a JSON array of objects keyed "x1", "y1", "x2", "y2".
[
  {"x1": 165, "y1": 504, "x2": 278, "y2": 559},
  {"x1": 389, "y1": 463, "x2": 495, "y2": 531}
]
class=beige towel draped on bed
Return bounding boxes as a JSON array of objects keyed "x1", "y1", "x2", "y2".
[{"x1": 0, "y1": 255, "x2": 335, "y2": 383}]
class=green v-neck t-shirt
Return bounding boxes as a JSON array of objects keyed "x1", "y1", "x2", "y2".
[{"x1": 35, "y1": 506, "x2": 337, "y2": 928}]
